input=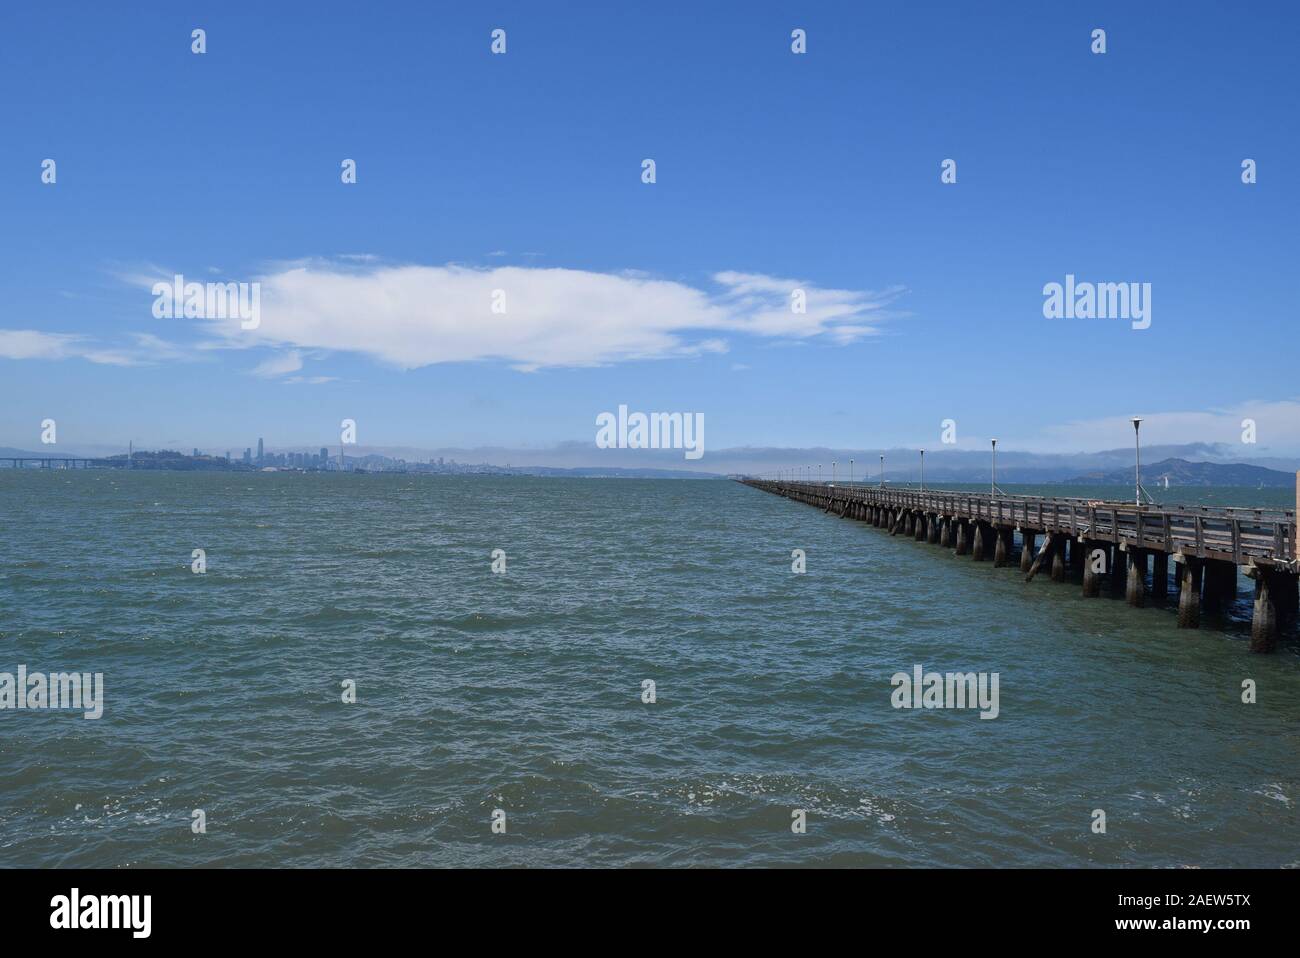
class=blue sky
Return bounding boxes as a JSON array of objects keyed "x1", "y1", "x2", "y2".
[{"x1": 2, "y1": 1, "x2": 1297, "y2": 460}]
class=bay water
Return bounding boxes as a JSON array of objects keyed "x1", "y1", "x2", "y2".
[{"x1": 1, "y1": 472, "x2": 1296, "y2": 867}]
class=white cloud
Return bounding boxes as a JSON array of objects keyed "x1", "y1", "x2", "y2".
[
  {"x1": 180, "y1": 261, "x2": 903, "y2": 371},
  {"x1": 250, "y1": 349, "x2": 304, "y2": 378},
  {"x1": 124, "y1": 333, "x2": 190, "y2": 362},
  {"x1": 1007, "y1": 400, "x2": 1300, "y2": 453},
  {"x1": 0, "y1": 329, "x2": 188, "y2": 366},
  {"x1": 711, "y1": 271, "x2": 903, "y2": 340},
  {"x1": 0, "y1": 329, "x2": 82, "y2": 360}
]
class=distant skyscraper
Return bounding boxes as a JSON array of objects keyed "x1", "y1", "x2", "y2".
[
  {"x1": 320, "y1": 447, "x2": 328, "y2": 464},
  {"x1": 257, "y1": 438, "x2": 264, "y2": 463},
  {"x1": 193, "y1": 448, "x2": 200, "y2": 458},
  {"x1": 243, "y1": 448, "x2": 251, "y2": 464}
]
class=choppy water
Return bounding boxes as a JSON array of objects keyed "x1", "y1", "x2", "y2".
[{"x1": 1, "y1": 472, "x2": 1297, "y2": 867}]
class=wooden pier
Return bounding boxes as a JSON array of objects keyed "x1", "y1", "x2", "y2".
[{"x1": 740, "y1": 479, "x2": 1300, "y2": 653}]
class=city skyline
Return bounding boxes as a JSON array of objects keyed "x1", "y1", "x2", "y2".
[{"x1": 7, "y1": 432, "x2": 1299, "y2": 483}]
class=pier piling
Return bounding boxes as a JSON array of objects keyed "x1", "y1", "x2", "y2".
[
  {"x1": 1177, "y1": 558, "x2": 1203, "y2": 629},
  {"x1": 1250, "y1": 568, "x2": 1279, "y2": 653},
  {"x1": 1019, "y1": 531, "x2": 1035, "y2": 573},
  {"x1": 1050, "y1": 539, "x2": 1066, "y2": 583},
  {"x1": 1126, "y1": 549, "x2": 1147, "y2": 607},
  {"x1": 1082, "y1": 540, "x2": 1101, "y2": 597}
]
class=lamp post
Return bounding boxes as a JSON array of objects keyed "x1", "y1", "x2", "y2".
[
  {"x1": 1132, "y1": 417, "x2": 1143, "y2": 507},
  {"x1": 879, "y1": 454, "x2": 885, "y2": 488},
  {"x1": 832, "y1": 460, "x2": 836, "y2": 487},
  {"x1": 850, "y1": 458, "x2": 854, "y2": 486},
  {"x1": 990, "y1": 439, "x2": 997, "y2": 496},
  {"x1": 920, "y1": 449, "x2": 925, "y2": 492}
]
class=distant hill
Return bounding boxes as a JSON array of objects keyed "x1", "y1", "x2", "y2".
[
  {"x1": 1066, "y1": 458, "x2": 1295, "y2": 488},
  {"x1": 515, "y1": 466, "x2": 723, "y2": 478}
]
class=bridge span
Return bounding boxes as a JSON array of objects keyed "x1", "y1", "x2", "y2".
[{"x1": 0, "y1": 458, "x2": 114, "y2": 469}]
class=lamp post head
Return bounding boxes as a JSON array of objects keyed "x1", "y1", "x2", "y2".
[{"x1": 1132, "y1": 417, "x2": 1142, "y2": 432}]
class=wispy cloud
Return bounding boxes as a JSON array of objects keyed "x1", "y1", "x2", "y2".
[
  {"x1": 0, "y1": 329, "x2": 83, "y2": 360},
  {"x1": 17, "y1": 260, "x2": 902, "y2": 380},
  {"x1": 1004, "y1": 400, "x2": 1300, "y2": 454},
  {"x1": 170, "y1": 260, "x2": 905, "y2": 372},
  {"x1": 711, "y1": 271, "x2": 905, "y2": 340},
  {"x1": 249, "y1": 349, "x2": 303, "y2": 378},
  {"x1": 0, "y1": 329, "x2": 189, "y2": 366}
]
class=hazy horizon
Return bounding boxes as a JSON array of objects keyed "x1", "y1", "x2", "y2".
[{"x1": 7, "y1": 437, "x2": 1300, "y2": 479}]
